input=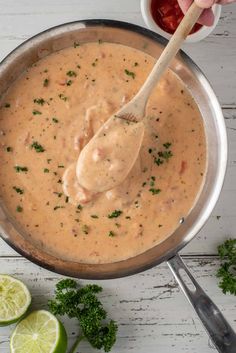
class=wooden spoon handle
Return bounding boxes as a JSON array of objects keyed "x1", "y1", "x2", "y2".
[{"x1": 135, "y1": 2, "x2": 203, "y2": 105}]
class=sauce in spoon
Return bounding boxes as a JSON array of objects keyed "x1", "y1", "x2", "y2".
[{"x1": 76, "y1": 115, "x2": 145, "y2": 192}]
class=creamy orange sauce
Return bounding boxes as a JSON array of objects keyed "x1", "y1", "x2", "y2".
[{"x1": 0, "y1": 42, "x2": 206, "y2": 263}]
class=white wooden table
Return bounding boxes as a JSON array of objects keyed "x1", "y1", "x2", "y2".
[{"x1": 0, "y1": 1, "x2": 236, "y2": 352}]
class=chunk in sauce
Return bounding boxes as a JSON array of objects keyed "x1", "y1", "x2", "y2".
[{"x1": 0, "y1": 42, "x2": 206, "y2": 263}]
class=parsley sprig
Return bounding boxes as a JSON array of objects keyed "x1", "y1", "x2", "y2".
[
  {"x1": 48, "y1": 279, "x2": 117, "y2": 353},
  {"x1": 217, "y1": 239, "x2": 236, "y2": 295}
]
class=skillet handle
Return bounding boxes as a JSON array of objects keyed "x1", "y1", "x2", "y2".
[{"x1": 167, "y1": 254, "x2": 236, "y2": 353}]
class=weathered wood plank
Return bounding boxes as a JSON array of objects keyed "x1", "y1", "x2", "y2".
[{"x1": 0, "y1": 256, "x2": 235, "y2": 353}]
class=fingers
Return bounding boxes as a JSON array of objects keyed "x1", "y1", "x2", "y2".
[
  {"x1": 195, "y1": 0, "x2": 216, "y2": 8},
  {"x1": 178, "y1": 0, "x2": 215, "y2": 26}
]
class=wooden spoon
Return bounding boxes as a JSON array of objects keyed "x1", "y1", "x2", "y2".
[{"x1": 76, "y1": 2, "x2": 203, "y2": 192}]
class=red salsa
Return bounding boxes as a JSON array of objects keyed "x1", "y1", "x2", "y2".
[{"x1": 150, "y1": 0, "x2": 203, "y2": 35}]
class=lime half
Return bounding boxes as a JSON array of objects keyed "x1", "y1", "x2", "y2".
[
  {"x1": 10, "y1": 310, "x2": 67, "y2": 353},
  {"x1": 0, "y1": 274, "x2": 31, "y2": 326}
]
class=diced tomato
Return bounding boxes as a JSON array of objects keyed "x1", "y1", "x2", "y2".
[{"x1": 151, "y1": 0, "x2": 203, "y2": 35}]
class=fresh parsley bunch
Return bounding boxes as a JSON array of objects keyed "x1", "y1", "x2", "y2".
[
  {"x1": 48, "y1": 279, "x2": 117, "y2": 353},
  {"x1": 217, "y1": 239, "x2": 236, "y2": 295}
]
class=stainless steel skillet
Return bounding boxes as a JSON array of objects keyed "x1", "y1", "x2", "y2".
[{"x1": 0, "y1": 20, "x2": 235, "y2": 352}]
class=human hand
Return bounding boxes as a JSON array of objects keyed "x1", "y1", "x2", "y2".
[{"x1": 178, "y1": 0, "x2": 236, "y2": 26}]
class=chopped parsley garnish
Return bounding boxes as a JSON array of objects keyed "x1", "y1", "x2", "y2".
[
  {"x1": 14, "y1": 166, "x2": 28, "y2": 173},
  {"x1": 82, "y1": 224, "x2": 89, "y2": 234},
  {"x1": 16, "y1": 205, "x2": 23, "y2": 212},
  {"x1": 33, "y1": 98, "x2": 45, "y2": 105},
  {"x1": 92, "y1": 58, "x2": 98, "y2": 67},
  {"x1": 58, "y1": 165, "x2": 64, "y2": 168},
  {"x1": 77, "y1": 64, "x2": 81, "y2": 69},
  {"x1": 66, "y1": 70, "x2": 77, "y2": 77},
  {"x1": 125, "y1": 216, "x2": 131, "y2": 220},
  {"x1": 31, "y1": 141, "x2": 45, "y2": 153},
  {"x1": 6, "y1": 146, "x2": 13, "y2": 152},
  {"x1": 149, "y1": 188, "x2": 161, "y2": 195},
  {"x1": 43, "y1": 78, "x2": 49, "y2": 87},
  {"x1": 73, "y1": 42, "x2": 80, "y2": 48},
  {"x1": 52, "y1": 117, "x2": 59, "y2": 123},
  {"x1": 158, "y1": 150, "x2": 173, "y2": 160},
  {"x1": 33, "y1": 109, "x2": 42, "y2": 115},
  {"x1": 47, "y1": 158, "x2": 52, "y2": 164},
  {"x1": 163, "y1": 142, "x2": 172, "y2": 149},
  {"x1": 108, "y1": 231, "x2": 115, "y2": 237},
  {"x1": 44, "y1": 168, "x2": 49, "y2": 173},
  {"x1": 77, "y1": 204, "x2": 83, "y2": 211},
  {"x1": 13, "y1": 186, "x2": 24, "y2": 194},
  {"x1": 154, "y1": 158, "x2": 164, "y2": 166},
  {"x1": 4, "y1": 103, "x2": 10, "y2": 108},
  {"x1": 150, "y1": 176, "x2": 156, "y2": 187},
  {"x1": 54, "y1": 192, "x2": 62, "y2": 197},
  {"x1": 142, "y1": 182, "x2": 147, "y2": 187},
  {"x1": 66, "y1": 80, "x2": 73, "y2": 86},
  {"x1": 134, "y1": 62, "x2": 139, "y2": 66},
  {"x1": 108, "y1": 210, "x2": 122, "y2": 218},
  {"x1": 216, "y1": 215, "x2": 221, "y2": 220},
  {"x1": 58, "y1": 94, "x2": 68, "y2": 101},
  {"x1": 124, "y1": 69, "x2": 136, "y2": 79},
  {"x1": 54, "y1": 205, "x2": 65, "y2": 211},
  {"x1": 91, "y1": 215, "x2": 99, "y2": 219}
]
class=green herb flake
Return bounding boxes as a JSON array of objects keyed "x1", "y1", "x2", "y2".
[
  {"x1": 124, "y1": 69, "x2": 136, "y2": 79},
  {"x1": 149, "y1": 188, "x2": 161, "y2": 195},
  {"x1": 163, "y1": 142, "x2": 172, "y2": 149},
  {"x1": 216, "y1": 215, "x2": 221, "y2": 220},
  {"x1": 6, "y1": 146, "x2": 13, "y2": 152},
  {"x1": 33, "y1": 98, "x2": 45, "y2": 105},
  {"x1": 66, "y1": 80, "x2": 73, "y2": 86},
  {"x1": 13, "y1": 186, "x2": 24, "y2": 194},
  {"x1": 65, "y1": 196, "x2": 69, "y2": 203},
  {"x1": 52, "y1": 117, "x2": 59, "y2": 123},
  {"x1": 4, "y1": 103, "x2": 10, "y2": 108},
  {"x1": 16, "y1": 205, "x2": 23, "y2": 212},
  {"x1": 47, "y1": 158, "x2": 52, "y2": 164},
  {"x1": 158, "y1": 150, "x2": 173, "y2": 160},
  {"x1": 82, "y1": 224, "x2": 89, "y2": 234},
  {"x1": 155, "y1": 158, "x2": 164, "y2": 166},
  {"x1": 58, "y1": 165, "x2": 64, "y2": 168},
  {"x1": 108, "y1": 210, "x2": 122, "y2": 219},
  {"x1": 108, "y1": 231, "x2": 115, "y2": 237},
  {"x1": 66, "y1": 70, "x2": 77, "y2": 77},
  {"x1": 33, "y1": 109, "x2": 42, "y2": 115},
  {"x1": 73, "y1": 42, "x2": 80, "y2": 48},
  {"x1": 14, "y1": 166, "x2": 28, "y2": 173},
  {"x1": 43, "y1": 78, "x2": 49, "y2": 87},
  {"x1": 58, "y1": 93, "x2": 68, "y2": 101},
  {"x1": 91, "y1": 215, "x2": 99, "y2": 219},
  {"x1": 142, "y1": 182, "x2": 147, "y2": 187},
  {"x1": 44, "y1": 168, "x2": 49, "y2": 173},
  {"x1": 77, "y1": 204, "x2": 83, "y2": 211},
  {"x1": 31, "y1": 141, "x2": 45, "y2": 153},
  {"x1": 54, "y1": 205, "x2": 65, "y2": 211}
]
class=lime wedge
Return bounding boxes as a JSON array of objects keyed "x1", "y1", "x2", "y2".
[
  {"x1": 10, "y1": 310, "x2": 67, "y2": 353},
  {"x1": 0, "y1": 274, "x2": 31, "y2": 326}
]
